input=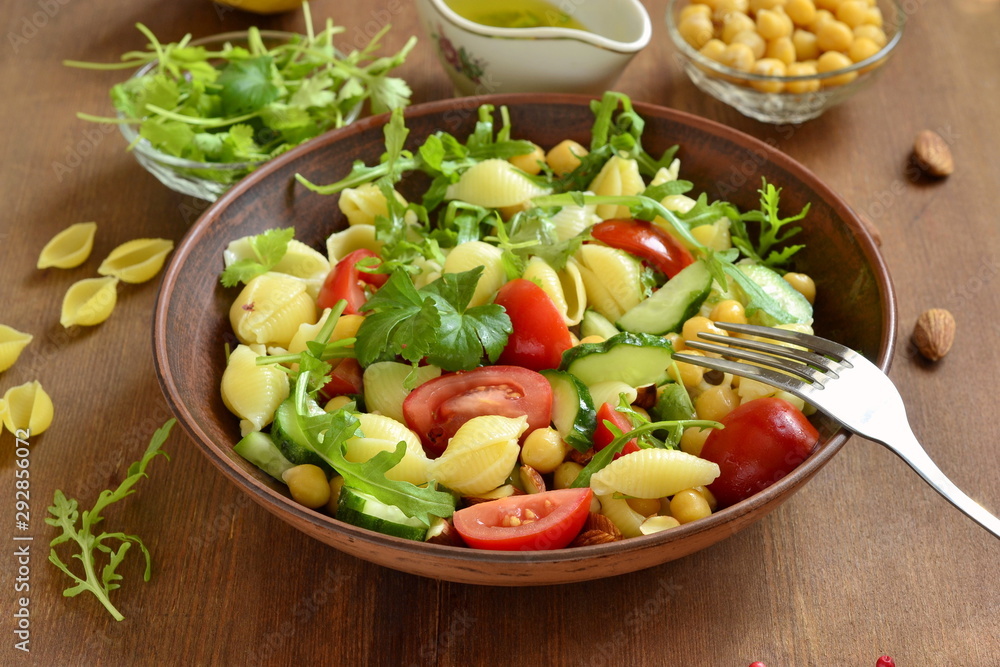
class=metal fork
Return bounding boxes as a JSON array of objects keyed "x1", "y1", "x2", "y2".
[{"x1": 673, "y1": 321, "x2": 1000, "y2": 540}]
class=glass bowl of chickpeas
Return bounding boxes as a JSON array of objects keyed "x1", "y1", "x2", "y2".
[{"x1": 666, "y1": 0, "x2": 904, "y2": 123}]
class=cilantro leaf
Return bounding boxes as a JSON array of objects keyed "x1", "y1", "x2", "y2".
[
  {"x1": 216, "y1": 56, "x2": 280, "y2": 115},
  {"x1": 356, "y1": 268, "x2": 512, "y2": 372},
  {"x1": 46, "y1": 420, "x2": 174, "y2": 621},
  {"x1": 219, "y1": 227, "x2": 295, "y2": 287}
]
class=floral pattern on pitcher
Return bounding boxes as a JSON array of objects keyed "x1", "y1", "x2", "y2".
[{"x1": 432, "y1": 24, "x2": 486, "y2": 85}]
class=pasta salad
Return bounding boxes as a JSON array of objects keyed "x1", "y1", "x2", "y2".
[{"x1": 218, "y1": 92, "x2": 821, "y2": 550}]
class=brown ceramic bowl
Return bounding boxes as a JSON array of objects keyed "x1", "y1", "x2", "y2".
[{"x1": 153, "y1": 94, "x2": 896, "y2": 586}]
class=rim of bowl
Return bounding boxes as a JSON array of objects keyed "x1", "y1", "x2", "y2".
[
  {"x1": 119, "y1": 29, "x2": 360, "y2": 171},
  {"x1": 424, "y1": 0, "x2": 652, "y2": 53},
  {"x1": 665, "y1": 0, "x2": 905, "y2": 84},
  {"x1": 153, "y1": 93, "x2": 897, "y2": 573}
]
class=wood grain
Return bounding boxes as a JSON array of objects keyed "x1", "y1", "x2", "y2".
[{"x1": 1, "y1": 0, "x2": 997, "y2": 664}]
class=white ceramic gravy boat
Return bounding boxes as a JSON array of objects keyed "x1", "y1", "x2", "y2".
[{"x1": 415, "y1": 0, "x2": 652, "y2": 96}]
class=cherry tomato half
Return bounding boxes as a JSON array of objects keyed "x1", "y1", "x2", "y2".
[
  {"x1": 453, "y1": 488, "x2": 593, "y2": 550},
  {"x1": 319, "y1": 358, "x2": 363, "y2": 401},
  {"x1": 316, "y1": 249, "x2": 384, "y2": 314},
  {"x1": 590, "y1": 219, "x2": 695, "y2": 278},
  {"x1": 592, "y1": 402, "x2": 640, "y2": 459},
  {"x1": 494, "y1": 279, "x2": 573, "y2": 371},
  {"x1": 402, "y1": 366, "x2": 553, "y2": 458},
  {"x1": 699, "y1": 397, "x2": 820, "y2": 508}
]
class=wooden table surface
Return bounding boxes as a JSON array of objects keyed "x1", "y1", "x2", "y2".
[{"x1": 1, "y1": 0, "x2": 997, "y2": 664}]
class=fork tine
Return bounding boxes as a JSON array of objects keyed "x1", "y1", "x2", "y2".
[
  {"x1": 695, "y1": 331, "x2": 848, "y2": 375},
  {"x1": 671, "y1": 352, "x2": 811, "y2": 398},
  {"x1": 682, "y1": 339, "x2": 829, "y2": 385},
  {"x1": 711, "y1": 321, "x2": 856, "y2": 362}
]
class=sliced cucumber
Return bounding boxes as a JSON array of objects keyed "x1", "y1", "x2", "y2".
[
  {"x1": 616, "y1": 259, "x2": 712, "y2": 335},
  {"x1": 234, "y1": 431, "x2": 296, "y2": 481},
  {"x1": 540, "y1": 369, "x2": 596, "y2": 453},
  {"x1": 271, "y1": 397, "x2": 330, "y2": 472},
  {"x1": 736, "y1": 261, "x2": 813, "y2": 326},
  {"x1": 336, "y1": 486, "x2": 428, "y2": 541},
  {"x1": 580, "y1": 309, "x2": 620, "y2": 340},
  {"x1": 652, "y1": 382, "x2": 696, "y2": 422},
  {"x1": 560, "y1": 331, "x2": 674, "y2": 388}
]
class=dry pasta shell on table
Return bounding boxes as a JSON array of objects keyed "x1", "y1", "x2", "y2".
[
  {"x1": 428, "y1": 415, "x2": 527, "y2": 496},
  {"x1": 229, "y1": 272, "x2": 317, "y2": 348},
  {"x1": 97, "y1": 238, "x2": 174, "y2": 283},
  {"x1": 60, "y1": 276, "x2": 118, "y2": 327},
  {"x1": 444, "y1": 159, "x2": 551, "y2": 208},
  {"x1": 588, "y1": 156, "x2": 646, "y2": 220},
  {"x1": 573, "y1": 244, "x2": 644, "y2": 322},
  {"x1": 2, "y1": 380, "x2": 54, "y2": 436},
  {"x1": 0, "y1": 325, "x2": 33, "y2": 373},
  {"x1": 589, "y1": 448, "x2": 720, "y2": 499},
  {"x1": 220, "y1": 344, "x2": 290, "y2": 435},
  {"x1": 37, "y1": 221, "x2": 98, "y2": 269},
  {"x1": 442, "y1": 241, "x2": 506, "y2": 308},
  {"x1": 344, "y1": 413, "x2": 430, "y2": 485}
]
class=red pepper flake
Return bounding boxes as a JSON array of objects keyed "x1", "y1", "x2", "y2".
[
  {"x1": 876, "y1": 657, "x2": 896, "y2": 667},
  {"x1": 748, "y1": 663, "x2": 768, "y2": 667},
  {"x1": 241, "y1": 301, "x2": 255, "y2": 312}
]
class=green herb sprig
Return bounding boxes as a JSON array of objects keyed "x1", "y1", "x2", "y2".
[{"x1": 46, "y1": 420, "x2": 175, "y2": 621}]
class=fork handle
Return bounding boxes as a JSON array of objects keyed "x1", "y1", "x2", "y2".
[{"x1": 877, "y1": 426, "x2": 1000, "y2": 540}]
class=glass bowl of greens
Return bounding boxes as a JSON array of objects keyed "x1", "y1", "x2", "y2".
[{"x1": 72, "y1": 17, "x2": 414, "y2": 201}]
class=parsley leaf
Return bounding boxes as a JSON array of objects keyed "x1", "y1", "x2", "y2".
[
  {"x1": 355, "y1": 268, "x2": 512, "y2": 372},
  {"x1": 219, "y1": 227, "x2": 294, "y2": 287},
  {"x1": 46, "y1": 420, "x2": 175, "y2": 621},
  {"x1": 731, "y1": 178, "x2": 810, "y2": 268}
]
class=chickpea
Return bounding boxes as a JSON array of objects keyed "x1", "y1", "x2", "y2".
[
  {"x1": 749, "y1": 0, "x2": 787, "y2": 12},
  {"x1": 853, "y1": 23, "x2": 887, "y2": 47},
  {"x1": 750, "y1": 58, "x2": 788, "y2": 92},
  {"x1": 670, "y1": 489, "x2": 713, "y2": 524},
  {"x1": 680, "y1": 2, "x2": 713, "y2": 22},
  {"x1": 508, "y1": 143, "x2": 545, "y2": 175},
  {"x1": 553, "y1": 461, "x2": 584, "y2": 490},
  {"x1": 545, "y1": 139, "x2": 588, "y2": 176},
  {"x1": 848, "y1": 36, "x2": 880, "y2": 62},
  {"x1": 782, "y1": 272, "x2": 816, "y2": 303},
  {"x1": 682, "y1": 316, "x2": 728, "y2": 353},
  {"x1": 695, "y1": 384, "x2": 739, "y2": 422},
  {"x1": 680, "y1": 426, "x2": 712, "y2": 456},
  {"x1": 694, "y1": 485, "x2": 719, "y2": 511},
  {"x1": 865, "y1": 6, "x2": 883, "y2": 27},
  {"x1": 326, "y1": 475, "x2": 345, "y2": 515},
  {"x1": 577, "y1": 334, "x2": 605, "y2": 345},
  {"x1": 815, "y1": 19, "x2": 854, "y2": 52},
  {"x1": 766, "y1": 36, "x2": 797, "y2": 65},
  {"x1": 699, "y1": 38, "x2": 728, "y2": 62},
  {"x1": 713, "y1": 0, "x2": 750, "y2": 20},
  {"x1": 784, "y1": 0, "x2": 817, "y2": 26},
  {"x1": 521, "y1": 427, "x2": 569, "y2": 474},
  {"x1": 835, "y1": 0, "x2": 869, "y2": 27},
  {"x1": 756, "y1": 8, "x2": 794, "y2": 40},
  {"x1": 722, "y1": 12, "x2": 757, "y2": 43},
  {"x1": 730, "y1": 29, "x2": 767, "y2": 59},
  {"x1": 282, "y1": 464, "x2": 331, "y2": 509},
  {"x1": 809, "y1": 8, "x2": 836, "y2": 32},
  {"x1": 627, "y1": 497, "x2": 662, "y2": 517},
  {"x1": 817, "y1": 50, "x2": 857, "y2": 86},
  {"x1": 669, "y1": 349, "x2": 708, "y2": 387},
  {"x1": 813, "y1": 0, "x2": 842, "y2": 10},
  {"x1": 792, "y1": 28, "x2": 821, "y2": 61},
  {"x1": 710, "y1": 299, "x2": 748, "y2": 325},
  {"x1": 323, "y1": 395, "x2": 353, "y2": 413},
  {"x1": 679, "y1": 15, "x2": 716, "y2": 49},
  {"x1": 721, "y1": 41, "x2": 758, "y2": 71}
]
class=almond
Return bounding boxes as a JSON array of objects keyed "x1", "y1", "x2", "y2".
[
  {"x1": 912, "y1": 308, "x2": 955, "y2": 361},
  {"x1": 519, "y1": 464, "x2": 546, "y2": 494},
  {"x1": 912, "y1": 130, "x2": 954, "y2": 178},
  {"x1": 581, "y1": 512, "x2": 623, "y2": 539},
  {"x1": 424, "y1": 518, "x2": 465, "y2": 547},
  {"x1": 569, "y1": 529, "x2": 619, "y2": 547}
]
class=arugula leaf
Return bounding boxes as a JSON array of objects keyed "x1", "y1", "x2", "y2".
[
  {"x1": 46, "y1": 420, "x2": 175, "y2": 621},
  {"x1": 355, "y1": 268, "x2": 512, "y2": 372},
  {"x1": 219, "y1": 227, "x2": 295, "y2": 287},
  {"x1": 731, "y1": 178, "x2": 809, "y2": 268}
]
